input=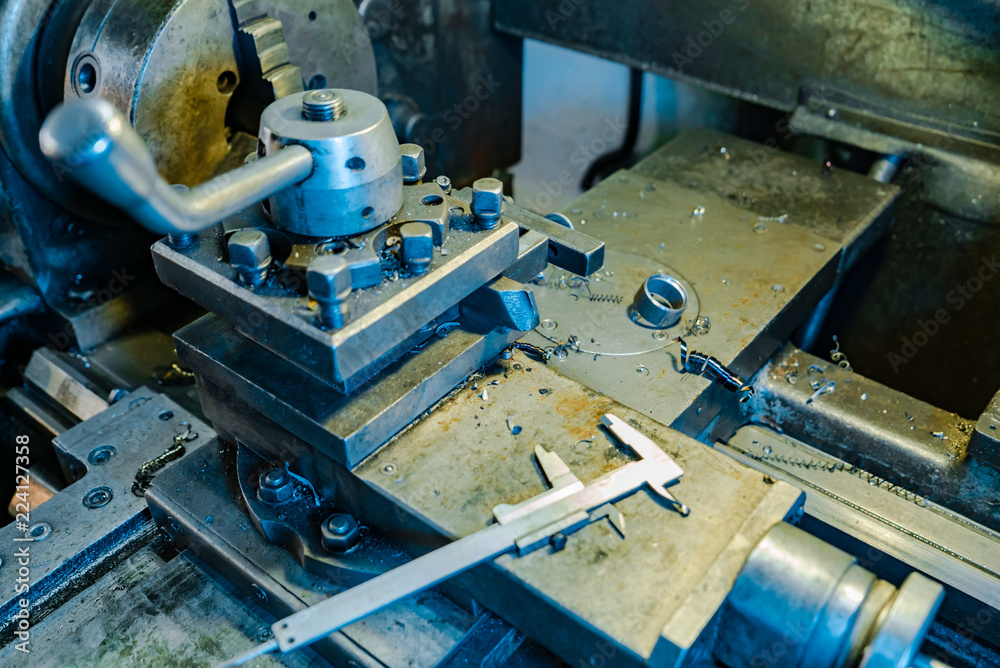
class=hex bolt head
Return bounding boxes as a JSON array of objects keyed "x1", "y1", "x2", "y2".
[
  {"x1": 258, "y1": 467, "x2": 293, "y2": 505},
  {"x1": 307, "y1": 255, "x2": 353, "y2": 329},
  {"x1": 321, "y1": 513, "x2": 361, "y2": 552},
  {"x1": 228, "y1": 229, "x2": 272, "y2": 287},
  {"x1": 399, "y1": 222, "x2": 434, "y2": 275},
  {"x1": 471, "y1": 177, "x2": 505, "y2": 230},
  {"x1": 400, "y1": 144, "x2": 427, "y2": 184}
]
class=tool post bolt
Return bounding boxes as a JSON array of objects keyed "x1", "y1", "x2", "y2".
[
  {"x1": 228, "y1": 229, "x2": 273, "y2": 287},
  {"x1": 471, "y1": 178, "x2": 505, "y2": 230},
  {"x1": 400, "y1": 144, "x2": 427, "y2": 184},
  {"x1": 307, "y1": 255, "x2": 353, "y2": 329}
]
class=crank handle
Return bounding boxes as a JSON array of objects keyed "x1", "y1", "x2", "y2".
[{"x1": 39, "y1": 97, "x2": 314, "y2": 237}]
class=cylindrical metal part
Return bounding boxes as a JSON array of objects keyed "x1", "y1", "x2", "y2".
[
  {"x1": 399, "y1": 222, "x2": 434, "y2": 275},
  {"x1": 302, "y1": 90, "x2": 345, "y2": 121},
  {"x1": 400, "y1": 143, "x2": 427, "y2": 184},
  {"x1": 228, "y1": 229, "x2": 272, "y2": 287},
  {"x1": 471, "y1": 177, "x2": 505, "y2": 230},
  {"x1": 630, "y1": 274, "x2": 688, "y2": 328},
  {"x1": 716, "y1": 523, "x2": 944, "y2": 668},
  {"x1": 260, "y1": 89, "x2": 403, "y2": 237},
  {"x1": 307, "y1": 255, "x2": 353, "y2": 329},
  {"x1": 64, "y1": 0, "x2": 241, "y2": 186}
]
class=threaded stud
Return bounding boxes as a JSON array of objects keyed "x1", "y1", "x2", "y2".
[{"x1": 302, "y1": 90, "x2": 346, "y2": 122}]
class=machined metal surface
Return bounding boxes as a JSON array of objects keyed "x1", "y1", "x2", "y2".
[
  {"x1": 717, "y1": 522, "x2": 943, "y2": 668},
  {"x1": 65, "y1": 0, "x2": 242, "y2": 186},
  {"x1": 260, "y1": 89, "x2": 404, "y2": 237},
  {"x1": 185, "y1": 343, "x2": 805, "y2": 667},
  {"x1": 530, "y1": 253, "x2": 700, "y2": 358},
  {"x1": 227, "y1": 411, "x2": 691, "y2": 664},
  {"x1": 146, "y1": 440, "x2": 547, "y2": 668},
  {"x1": 736, "y1": 345, "x2": 993, "y2": 525},
  {"x1": 0, "y1": 388, "x2": 213, "y2": 643},
  {"x1": 154, "y1": 210, "x2": 521, "y2": 385},
  {"x1": 22, "y1": 347, "x2": 109, "y2": 422},
  {"x1": 718, "y1": 425, "x2": 1000, "y2": 643},
  {"x1": 630, "y1": 274, "x2": 689, "y2": 329},
  {"x1": 517, "y1": 128, "x2": 897, "y2": 438},
  {"x1": 175, "y1": 314, "x2": 521, "y2": 467},
  {"x1": 477, "y1": 194, "x2": 606, "y2": 277}
]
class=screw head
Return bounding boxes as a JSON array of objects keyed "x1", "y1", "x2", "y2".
[
  {"x1": 307, "y1": 255, "x2": 352, "y2": 304},
  {"x1": 399, "y1": 222, "x2": 434, "y2": 275},
  {"x1": 88, "y1": 444, "x2": 117, "y2": 465},
  {"x1": 435, "y1": 175, "x2": 452, "y2": 194},
  {"x1": 472, "y1": 178, "x2": 505, "y2": 229},
  {"x1": 83, "y1": 486, "x2": 114, "y2": 509},
  {"x1": 400, "y1": 144, "x2": 427, "y2": 184},
  {"x1": 320, "y1": 513, "x2": 360, "y2": 552},
  {"x1": 228, "y1": 229, "x2": 272, "y2": 286}
]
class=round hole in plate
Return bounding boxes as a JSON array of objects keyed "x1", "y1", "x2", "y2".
[
  {"x1": 421, "y1": 194, "x2": 444, "y2": 206},
  {"x1": 346, "y1": 157, "x2": 366, "y2": 171},
  {"x1": 307, "y1": 74, "x2": 327, "y2": 90},
  {"x1": 217, "y1": 70, "x2": 237, "y2": 94},
  {"x1": 362, "y1": 206, "x2": 375, "y2": 219},
  {"x1": 158, "y1": 410, "x2": 174, "y2": 421},
  {"x1": 308, "y1": 10, "x2": 317, "y2": 20},
  {"x1": 77, "y1": 62, "x2": 97, "y2": 94}
]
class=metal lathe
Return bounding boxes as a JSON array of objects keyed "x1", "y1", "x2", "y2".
[{"x1": 0, "y1": 1, "x2": 998, "y2": 667}]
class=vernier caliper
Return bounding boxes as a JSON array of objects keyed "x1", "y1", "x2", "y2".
[{"x1": 219, "y1": 413, "x2": 689, "y2": 667}]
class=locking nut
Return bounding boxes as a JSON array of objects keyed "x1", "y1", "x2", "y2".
[
  {"x1": 320, "y1": 513, "x2": 361, "y2": 552},
  {"x1": 228, "y1": 229, "x2": 272, "y2": 287},
  {"x1": 400, "y1": 144, "x2": 426, "y2": 185},
  {"x1": 471, "y1": 178, "x2": 505, "y2": 230},
  {"x1": 400, "y1": 222, "x2": 434, "y2": 275},
  {"x1": 258, "y1": 467, "x2": 293, "y2": 505},
  {"x1": 308, "y1": 255, "x2": 353, "y2": 329}
]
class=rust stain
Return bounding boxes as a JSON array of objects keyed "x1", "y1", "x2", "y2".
[{"x1": 553, "y1": 392, "x2": 615, "y2": 442}]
